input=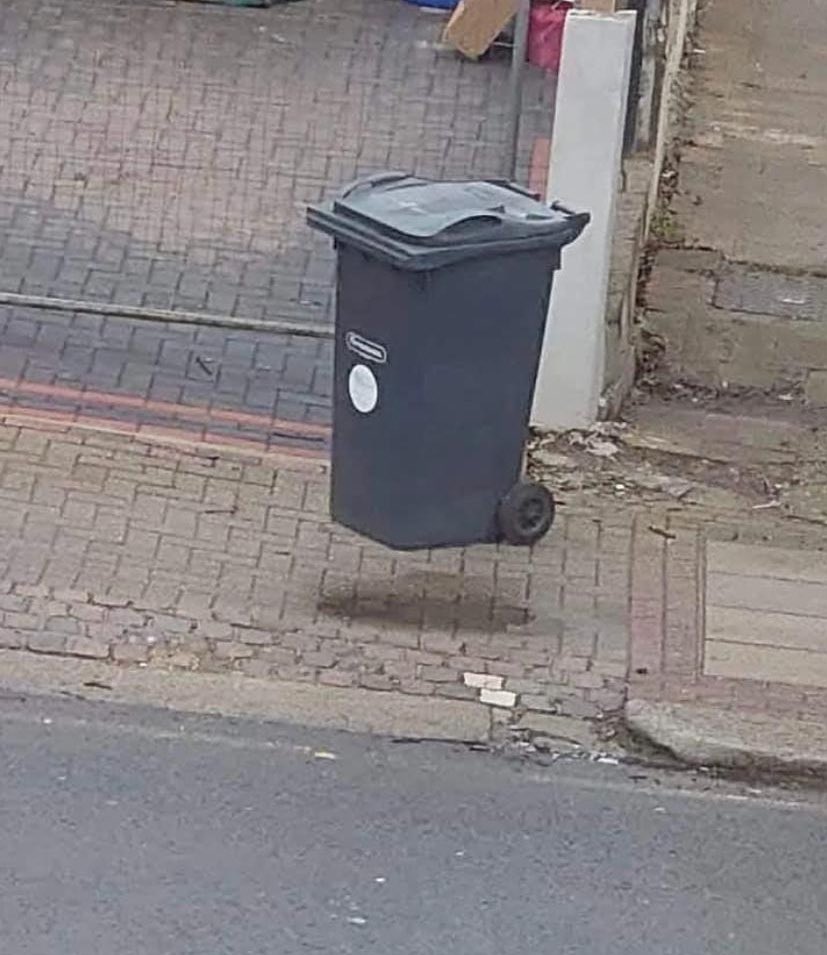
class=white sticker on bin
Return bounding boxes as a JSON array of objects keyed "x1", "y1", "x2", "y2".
[
  {"x1": 348, "y1": 364, "x2": 379, "y2": 414},
  {"x1": 346, "y1": 332, "x2": 387, "y2": 364}
]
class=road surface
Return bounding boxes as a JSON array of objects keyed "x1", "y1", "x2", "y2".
[{"x1": 1, "y1": 691, "x2": 826, "y2": 954}]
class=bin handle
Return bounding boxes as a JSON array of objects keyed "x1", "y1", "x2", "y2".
[
  {"x1": 486, "y1": 178, "x2": 541, "y2": 201},
  {"x1": 434, "y1": 213, "x2": 503, "y2": 238},
  {"x1": 339, "y1": 171, "x2": 411, "y2": 198},
  {"x1": 549, "y1": 200, "x2": 577, "y2": 215},
  {"x1": 550, "y1": 200, "x2": 588, "y2": 223},
  {"x1": 551, "y1": 204, "x2": 592, "y2": 234},
  {"x1": 487, "y1": 183, "x2": 590, "y2": 228}
]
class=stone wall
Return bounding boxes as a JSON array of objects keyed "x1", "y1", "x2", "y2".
[
  {"x1": 602, "y1": 157, "x2": 651, "y2": 416},
  {"x1": 601, "y1": 0, "x2": 699, "y2": 415}
]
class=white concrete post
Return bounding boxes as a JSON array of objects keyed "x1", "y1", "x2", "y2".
[{"x1": 531, "y1": 10, "x2": 636, "y2": 431}]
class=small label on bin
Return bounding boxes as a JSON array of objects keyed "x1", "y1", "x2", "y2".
[
  {"x1": 348, "y1": 364, "x2": 379, "y2": 414},
  {"x1": 346, "y1": 331, "x2": 387, "y2": 364}
]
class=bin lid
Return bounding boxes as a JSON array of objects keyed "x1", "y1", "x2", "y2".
[{"x1": 307, "y1": 172, "x2": 590, "y2": 271}]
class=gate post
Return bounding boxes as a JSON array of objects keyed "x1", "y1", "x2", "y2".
[{"x1": 531, "y1": 9, "x2": 637, "y2": 430}]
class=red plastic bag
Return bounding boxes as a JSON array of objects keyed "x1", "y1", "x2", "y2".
[{"x1": 527, "y1": 0, "x2": 572, "y2": 73}]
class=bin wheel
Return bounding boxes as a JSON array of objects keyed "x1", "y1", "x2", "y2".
[{"x1": 497, "y1": 482, "x2": 555, "y2": 546}]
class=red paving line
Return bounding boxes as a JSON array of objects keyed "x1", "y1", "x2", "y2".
[
  {"x1": 0, "y1": 401, "x2": 330, "y2": 463},
  {"x1": 0, "y1": 375, "x2": 331, "y2": 438},
  {"x1": 0, "y1": 402, "x2": 134, "y2": 435}
]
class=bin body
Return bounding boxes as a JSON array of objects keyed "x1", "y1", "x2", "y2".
[{"x1": 308, "y1": 175, "x2": 589, "y2": 550}]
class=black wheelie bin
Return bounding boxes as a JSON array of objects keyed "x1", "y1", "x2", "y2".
[{"x1": 307, "y1": 172, "x2": 589, "y2": 550}]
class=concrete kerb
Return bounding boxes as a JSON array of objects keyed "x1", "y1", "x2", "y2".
[
  {"x1": 625, "y1": 698, "x2": 827, "y2": 778},
  {"x1": 0, "y1": 650, "x2": 491, "y2": 743},
  {"x1": 0, "y1": 651, "x2": 616, "y2": 752}
]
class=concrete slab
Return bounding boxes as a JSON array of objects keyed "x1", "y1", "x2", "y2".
[
  {"x1": 706, "y1": 605, "x2": 827, "y2": 653},
  {"x1": 707, "y1": 573, "x2": 827, "y2": 619},
  {"x1": 673, "y1": 0, "x2": 827, "y2": 271},
  {"x1": 704, "y1": 640, "x2": 827, "y2": 688},
  {"x1": 714, "y1": 266, "x2": 827, "y2": 323},
  {"x1": 626, "y1": 697, "x2": 827, "y2": 776},
  {"x1": 708, "y1": 542, "x2": 827, "y2": 585},
  {"x1": 0, "y1": 650, "x2": 493, "y2": 743},
  {"x1": 645, "y1": 0, "x2": 827, "y2": 389}
]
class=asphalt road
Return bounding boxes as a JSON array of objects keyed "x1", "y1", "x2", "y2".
[{"x1": 1, "y1": 693, "x2": 826, "y2": 955}]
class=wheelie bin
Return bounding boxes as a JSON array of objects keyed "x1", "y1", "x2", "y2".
[{"x1": 307, "y1": 172, "x2": 589, "y2": 550}]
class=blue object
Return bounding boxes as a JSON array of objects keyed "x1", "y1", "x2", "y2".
[{"x1": 403, "y1": 0, "x2": 459, "y2": 10}]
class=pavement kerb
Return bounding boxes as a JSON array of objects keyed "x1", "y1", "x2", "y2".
[
  {"x1": 625, "y1": 698, "x2": 827, "y2": 778},
  {"x1": 0, "y1": 650, "x2": 492, "y2": 743}
]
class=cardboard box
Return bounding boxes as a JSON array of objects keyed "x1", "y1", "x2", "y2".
[{"x1": 442, "y1": 0, "x2": 519, "y2": 60}]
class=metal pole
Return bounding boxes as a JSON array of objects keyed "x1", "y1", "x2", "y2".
[
  {"x1": 502, "y1": 0, "x2": 532, "y2": 181},
  {"x1": 0, "y1": 292, "x2": 334, "y2": 339}
]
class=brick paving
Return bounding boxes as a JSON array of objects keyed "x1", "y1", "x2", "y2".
[
  {"x1": 0, "y1": 420, "x2": 630, "y2": 720},
  {"x1": 628, "y1": 513, "x2": 827, "y2": 725},
  {"x1": 0, "y1": 0, "x2": 556, "y2": 430},
  {"x1": 0, "y1": 0, "x2": 664, "y2": 729},
  {"x1": 8, "y1": 0, "x2": 823, "y2": 737},
  {"x1": 2, "y1": 408, "x2": 826, "y2": 731},
  {"x1": 0, "y1": 304, "x2": 333, "y2": 452}
]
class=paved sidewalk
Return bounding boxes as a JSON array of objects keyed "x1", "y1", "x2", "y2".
[
  {"x1": 626, "y1": 522, "x2": 827, "y2": 774},
  {"x1": 704, "y1": 542, "x2": 827, "y2": 689},
  {"x1": 0, "y1": 0, "x2": 651, "y2": 452},
  {"x1": 626, "y1": 0, "x2": 827, "y2": 771},
  {"x1": 618, "y1": 0, "x2": 827, "y2": 770},
  {"x1": 0, "y1": 0, "x2": 553, "y2": 321},
  {"x1": 0, "y1": 418, "x2": 632, "y2": 731},
  {"x1": 0, "y1": 0, "x2": 554, "y2": 434},
  {"x1": 617, "y1": 402, "x2": 827, "y2": 772},
  {"x1": 0, "y1": 305, "x2": 335, "y2": 452},
  {"x1": 645, "y1": 0, "x2": 827, "y2": 396},
  {"x1": 2, "y1": 405, "x2": 827, "y2": 758},
  {"x1": 531, "y1": 393, "x2": 827, "y2": 767},
  {"x1": 628, "y1": 516, "x2": 827, "y2": 717}
]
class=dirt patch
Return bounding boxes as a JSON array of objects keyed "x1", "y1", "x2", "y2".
[{"x1": 528, "y1": 391, "x2": 827, "y2": 535}]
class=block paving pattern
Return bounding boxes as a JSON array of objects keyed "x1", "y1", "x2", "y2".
[
  {"x1": 0, "y1": 421, "x2": 630, "y2": 719},
  {"x1": 4, "y1": 416, "x2": 826, "y2": 726},
  {"x1": 628, "y1": 514, "x2": 827, "y2": 724},
  {"x1": 0, "y1": 0, "x2": 556, "y2": 432},
  {"x1": 0, "y1": 304, "x2": 334, "y2": 452}
]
